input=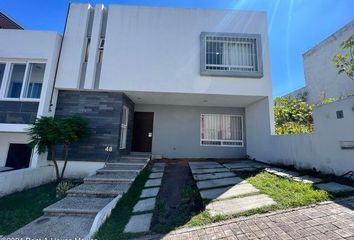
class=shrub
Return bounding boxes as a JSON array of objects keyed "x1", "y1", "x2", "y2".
[
  {"x1": 56, "y1": 181, "x2": 75, "y2": 199},
  {"x1": 274, "y1": 96, "x2": 314, "y2": 134}
]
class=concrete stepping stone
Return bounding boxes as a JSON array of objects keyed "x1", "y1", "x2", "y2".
[
  {"x1": 124, "y1": 213, "x2": 153, "y2": 233},
  {"x1": 193, "y1": 172, "x2": 236, "y2": 181},
  {"x1": 206, "y1": 194, "x2": 276, "y2": 216},
  {"x1": 151, "y1": 166, "x2": 165, "y2": 173},
  {"x1": 265, "y1": 168, "x2": 300, "y2": 178},
  {"x1": 154, "y1": 163, "x2": 166, "y2": 167},
  {"x1": 191, "y1": 168, "x2": 229, "y2": 174},
  {"x1": 145, "y1": 178, "x2": 162, "y2": 187},
  {"x1": 197, "y1": 177, "x2": 245, "y2": 190},
  {"x1": 189, "y1": 162, "x2": 224, "y2": 170},
  {"x1": 67, "y1": 183, "x2": 131, "y2": 197},
  {"x1": 140, "y1": 187, "x2": 160, "y2": 198},
  {"x1": 7, "y1": 215, "x2": 95, "y2": 239},
  {"x1": 149, "y1": 172, "x2": 163, "y2": 179},
  {"x1": 133, "y1": 197, "x2": 156, "y2": 212},
  {"x1": 292, "y1": 175, "x2": 322, "y2": 184},
  {"x1": 316, "y1": 182, "x2": 354, "y2": 193},
  {"x1": 223, "y1": 162, "x2": 267, "y2": 170},
  {"x1": 43, "y1": 196, "x2": 114, "y2": 216},
  {"x1": 84, "y1": 172, "x2": 137, "y2": 183},
  {"x1": 200, "y1": 183, "x2": 260, "y2": 200}
]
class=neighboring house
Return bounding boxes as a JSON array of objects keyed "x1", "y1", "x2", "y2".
[
  {"x1": 285, "y1": 20, "x2": 354, "y2": 104},
  {"x1": 0, "y1": 12, "x2": 23, "y2": 29},
  {"x1": 0, "y1": 29, "x2": 61, "y2": 170},
  {"x1": 0, "y1": 4, "x2": 273, "y2": 177}
]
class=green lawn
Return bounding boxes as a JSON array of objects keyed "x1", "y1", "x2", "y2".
[
  {"x1": 186, "y1": 171, "x2": 332, "y2": 227},
  {"x1": 0, "y1": 182, "x2": 59, "y2": 235},
  {"x1": 94, "y1": 168, "x2": 151, "y2": 240}
]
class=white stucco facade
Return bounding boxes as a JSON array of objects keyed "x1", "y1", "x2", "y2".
[
  {"x1": 55, "y1": 4, "x2": 272, "y2": 100},
  {"x1": 286, "y1": 20, "x2": 354, "y2": 104}
]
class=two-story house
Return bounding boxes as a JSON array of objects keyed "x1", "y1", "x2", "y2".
[{"x1": 0, "y1": 4, "x2": 274, "y2": 178}]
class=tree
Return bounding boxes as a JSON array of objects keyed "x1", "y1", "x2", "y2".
[
  {"x1": 28, "y1": 116, "x2": 90, "y2": 182},
  {"x1": 332, "y1": 35, "x2": 354, "y2": 80},
  {"x1": 274, "y1": 96, "x2": 314, "y2": 134}
]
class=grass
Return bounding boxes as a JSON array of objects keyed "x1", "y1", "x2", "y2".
[
  {"x1": 0, "y1": 182, "x2": 59, "y2": 236},
  {"x1": 247, "y1": 171, "x2": 330, "y2": 207},
  {"x1": 185, "y1": 171, "x2": 333, "y2": 227},
  {"x1": 94, "y1": 168, "x2": 151, "y2": 240}
]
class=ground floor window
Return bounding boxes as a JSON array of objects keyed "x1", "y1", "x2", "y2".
[
  {"x1": 120, "y1": 106, "x2": 129, "y2": 149},
  {"x1": 5, "y1": 143, "x2": 32, "y2": 169},
  {"x1": 200, "y1": 114, "x2": 243, "y2": 147}
]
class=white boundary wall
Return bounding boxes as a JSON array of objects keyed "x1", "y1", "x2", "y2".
[
  {"x1": 246, "y1": 96, "x2": 354, "y2": 176},
  {"x1": 0, "y1": 166, "x2": 54, "y2": 197}
]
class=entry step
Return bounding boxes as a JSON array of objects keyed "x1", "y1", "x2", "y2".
[
  {"x1": 43, "y1": 196, "x2": 114, "y2": 216},
  {"x1": 84, "y1": 172, "x2": 138, "y2": 183},
  {"x1": 67, "y1": 183, "x2": 131, "y2": 198}
]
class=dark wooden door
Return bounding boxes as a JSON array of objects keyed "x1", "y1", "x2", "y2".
[{"x1": 132, "y1": 112, "x2": 154, "y2": 152}]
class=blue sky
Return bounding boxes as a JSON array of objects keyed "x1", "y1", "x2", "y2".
[{"x1": 1, "y1": 0, "x2": 353, "y2": 97}]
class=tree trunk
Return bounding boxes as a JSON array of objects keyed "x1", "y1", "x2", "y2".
[
  {"x1": 51, "y1": 145, "x2": 60, "y2": 182},
  {"x1": 60, "y1": 144, "x2": 69, "y2": 180}
]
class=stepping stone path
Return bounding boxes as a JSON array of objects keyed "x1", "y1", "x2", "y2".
[
  {"x1": 7, "y1": 154, "x2": 150, "y2": 239},
  {"x1": 124, "y1": 162, "x2": 166, "y2": 233},
  {"x1": 265, "y1": 167, "x2": 324, "y2": 184},
  {"x1": 223, "y1": 161, "x2": 269, "y2": 171},
  {"x1": 207, "y1": 194, "x2": 276, "y2": 216},
  {"x1": 315, "y1": 182, "x2": 354, "y2": 193},
  {"x1": 189, "y1": 161, "x2": 276, "y2": 217},
  {"x1": 261, "y1": 166, "x2": 354, "y2": 194}
]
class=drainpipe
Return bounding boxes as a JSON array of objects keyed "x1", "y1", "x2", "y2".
[{"x1": 49, "y1": 3, "x2": 71, "y2": 112}]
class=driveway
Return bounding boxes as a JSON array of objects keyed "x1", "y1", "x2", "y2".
[{"x1": 159, "y1": 196, "x2": 354, "y2": 240}]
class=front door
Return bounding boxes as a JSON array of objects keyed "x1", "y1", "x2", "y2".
[{"x1": 132, "y1": 112, "x2": 154, "y2": 152}]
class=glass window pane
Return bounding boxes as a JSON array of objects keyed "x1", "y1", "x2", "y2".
[
  {"x1": 6, "y1": 63, "x2": 26, "y2": 98},
  {"x1": 24, "y1": 63, "x2": 46, "y2": 99},
  {"x1": 0, "y1": 63, "x2": 5, "y2": 90}
]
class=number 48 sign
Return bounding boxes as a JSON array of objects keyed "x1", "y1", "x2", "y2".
[{"x1": 105, "y1": 146, "x2": 113, "y2": 152}]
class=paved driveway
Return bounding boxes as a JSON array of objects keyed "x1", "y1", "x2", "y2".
[{"x1": 160, "y1": 196, "x2": 354, "y2": 240}]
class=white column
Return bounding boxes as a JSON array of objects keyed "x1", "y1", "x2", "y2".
[
  {"x1": 84, "y1": 4, "x2": 105, "y2": 90},
  {"x1": 56, "y1": 4, "x2": 92, "y2": 89}
]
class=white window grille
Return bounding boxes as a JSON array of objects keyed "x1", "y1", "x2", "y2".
[
  {"x1": 200, "y1": 32, "x2": 263, "y2": 78},
  {"x1": 200, "y1": 114, "x2": 243, "y2": 147},
  {"x1": 120, "y1": 106, "x2": 129, "y2": 149}
]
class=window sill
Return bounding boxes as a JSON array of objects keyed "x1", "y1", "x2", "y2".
[
  {"x1": 0, "y1": 98, "x2": 40, "y2": 102},
  {"x1": 200, "y1": 69, "x2": 263, "y2": 78}
]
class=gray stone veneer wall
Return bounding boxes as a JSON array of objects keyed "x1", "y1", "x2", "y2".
[
  {"x1": 54, "y1": 90, "x2": 134, "y2": 162},
  {"x1": 0, "y1": 101, "x2": 38, "y2": 124}
]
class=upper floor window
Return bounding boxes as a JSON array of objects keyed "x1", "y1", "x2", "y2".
[
  {"x1": 0, "y1": 63, "x2": 6, "y2": 92},
  {"x1": 200, "y1": 32, "x2": 263, "y2": 78},
  {"x1": 1, "y1": 61, "x2": 46, "y2": 100}
]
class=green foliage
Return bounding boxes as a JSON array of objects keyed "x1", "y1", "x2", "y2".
[
  {"x1": 0, "y1": 183, "x2": 58, "y2": 235},
  {"x1": 332, "y1": 35, "x2": 354, "y2": 80},
  {"x1": 274, "y1": 96, "x2": 314, "y2": 134},
  {"x1": 56, "y1": 180, "x2": 75, "y2": 198},
  {"x1": 318, "y1": 97, "x2": 336, "y2": 105},
  {"x1": 28, "y1": 115, "x2": 90, "y2": 181}
]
